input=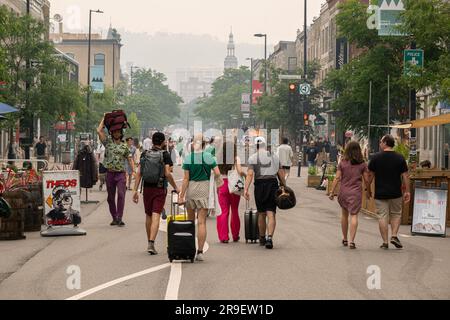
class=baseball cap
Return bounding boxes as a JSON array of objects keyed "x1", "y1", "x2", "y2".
[{"x1": 255, "y1": 137, "x2": 266, "y2": 145}]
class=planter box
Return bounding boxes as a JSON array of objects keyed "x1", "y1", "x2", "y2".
[{"x1": 307, "y1": 175, "x2": 322, "y2": 188}]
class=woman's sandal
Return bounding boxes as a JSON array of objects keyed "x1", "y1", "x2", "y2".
[
  {"x1": 342, "y1": 240, "x2": 348, "y2": 247},
  {"x1": 349, "y1": 242, "x2": 356, "y2": 250}
]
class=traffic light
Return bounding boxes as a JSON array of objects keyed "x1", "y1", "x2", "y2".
[
  {"x1": 288, "y1": 83, "x2": 299, "y2": 113},
  {"x1": 303, "y1": 113, "x2": 309, "y2": 127}
]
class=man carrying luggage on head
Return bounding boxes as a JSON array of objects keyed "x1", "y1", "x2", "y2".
[
  {"x1": 244, "y1": 137, "x2": 286, "y2": 249},
  {"x1": 132, "y1": 132, "x2": 180, "y2": 255}
]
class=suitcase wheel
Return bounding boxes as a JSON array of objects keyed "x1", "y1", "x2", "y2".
[
  {"x1": 190, "y1": 259, "x2": 194, "y2": 263},
  {"x1": 169, "y1": 259, "x2": 173, "y2": 263}
]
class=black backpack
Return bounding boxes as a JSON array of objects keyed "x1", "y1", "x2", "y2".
[
  {"x1": 275, "y1": 186, "x2": 297, "y2": 210},
  {"x1": 140, "y1": 150, "x2": 165, "y2": 186}
]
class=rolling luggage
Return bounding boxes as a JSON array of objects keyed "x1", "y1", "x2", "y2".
[
  {"x1": 167, "y1": 191, "x2": 196, "y2": 263},
  {"x1": 244, "y1": 201, "x2": 259, "y2": 243}
]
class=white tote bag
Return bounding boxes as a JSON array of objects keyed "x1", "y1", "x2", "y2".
[
  {"x1": 228, "y1": 170, "x2": 245, "y2": 196},
  {"x1": 208, "y1": 173, "x2": 222, "y2": 216}
]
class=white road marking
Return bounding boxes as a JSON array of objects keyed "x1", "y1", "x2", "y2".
[
  {"x1": 165, "y1": 263, "x2": 182, "y2": 300},
  {"x1": 67, "y1": 216, "x2": 208, "y2": 300},
  {"x1": 66, "y1": 263, "x2": 171, "y2": 300}
]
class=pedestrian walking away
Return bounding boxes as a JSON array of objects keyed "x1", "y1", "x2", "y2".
[
  {"x1": 95, "y1": 143, "x2": 107, "y2": 191},
  {"x1": 329, "y1": 141, "x2": 371, "y2": 250},
  {"x1": 215, "y1": 139, "x2": 246, "y2": 243},
  {"x1": 97, "y1": 115, "x2": 135, "y2": 227},
  {"x1": 306, "y1": 141, "x2": 318, "y2": 168},
  {"x1": 35, "y1": 136, "x2": 47, "y2": 170},
  {"x1": 244, "y1": 137, "x2": 286, "y2": 250},
  {"x1": 125, "y1": 137, "x2": 137, "y2": 190},
  {"x1": 367, "y1": 135, "x2": 411, "y2": 250},
  {"x1": 133, "y1": 132, "x2": 180, "y2": 255},
  {"x1": 277, "y1": 137, "x2": 294, "y2": 181},
  {"x1": 179, "y1": 133, "x2": 223, "y2": 261}
]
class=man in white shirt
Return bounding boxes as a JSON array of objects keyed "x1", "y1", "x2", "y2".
[
  {"x1": 143, "y1": 135, "x2": 152, "y2": 151},
  {"x1": 277, "y1": 138, "x2": 294, "y2": 181}
]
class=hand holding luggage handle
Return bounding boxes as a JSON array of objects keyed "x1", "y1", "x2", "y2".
[{"x1": 171, "y1": 190, "x2": 188, "y2": 221}]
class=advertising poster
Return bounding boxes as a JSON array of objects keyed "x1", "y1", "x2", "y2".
[
  {"x1": 412, "y1": 188, "x2": 447, "y2": 237},
  {"x1": 241, "y1": 93, "x2": 251, "y2": 113},
  {"x1": 252, "y1": 80, "x2": 263, "y2": 105},
  {"x1": 90, "y1": 65, "x2": 105, "y2": 93},
  {"x1": 42, "y1": 171, "x2": 81, "y2": 227}
]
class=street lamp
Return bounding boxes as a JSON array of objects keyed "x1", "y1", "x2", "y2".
[
  {"x1": 86, "y1": 9, "x2": 103, "y2": 130},
  {"x1": 246, "y1": 58, "x2": 255, "y2": 128},
  {"x1": 254, "y1": 33, "x2": 267, "y2": 94}
]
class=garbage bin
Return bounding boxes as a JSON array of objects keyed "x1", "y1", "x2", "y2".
[
  {"x1": 62, "y1": 151, "x2": 71, "y2": 165},
  {"x1": 0, "y1": 191, "x2": 27, "y2": 241}
]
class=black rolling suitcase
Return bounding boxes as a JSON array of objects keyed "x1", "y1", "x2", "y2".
[
  {"x1": 167, "y1": 191, "x2": 196, "y2": 263},
  {"x1": 244, "y1": 201, "x2": 259, "y2": 243}
]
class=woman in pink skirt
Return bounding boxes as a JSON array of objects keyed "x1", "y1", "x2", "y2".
[
  {"x1": 329, "y1": 141, "x2": 371, "y2": 249},
  {"x1": 215, "y1": 140, "x2": 246, "y2": 243}
]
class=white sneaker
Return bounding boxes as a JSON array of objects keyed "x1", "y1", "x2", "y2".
[{"x1": 195, "y1": 253, "x2": 204, "y2": 262}]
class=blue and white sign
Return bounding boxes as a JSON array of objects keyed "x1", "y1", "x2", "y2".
[
  {"x1": 299, "y1": 83, "x2": 311, "y2": 96},
  {"x1": 90, "y1": 65, "x2": 104, "y2": 93}
]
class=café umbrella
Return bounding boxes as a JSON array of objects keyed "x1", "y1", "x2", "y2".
[{"x1": 0, "y1": 102, "x2": 19, "y2": 114}]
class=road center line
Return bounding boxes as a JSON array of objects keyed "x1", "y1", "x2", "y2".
[{"x1": 66, "y1": 263, "x2": 171, "y2": 300}]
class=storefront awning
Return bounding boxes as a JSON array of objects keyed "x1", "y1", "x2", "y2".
[{"x1": 392, "y1": 113, "x2": 450, "y2": 129}]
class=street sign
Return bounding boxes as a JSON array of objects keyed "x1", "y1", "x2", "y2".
[
  {"x1": 279, "y1": 75, "x2": 303, "y2": 80},
  {"x1": 241, "y1": 93, "x2": 251, "y2": 113},
  {"x1": 299, "y1": 83, "x2": 311, "y2": 95},
  {"x1": 404, "y1": 49, "x2": 424, "y2": 76},
  {"x1": 314, "y1": 116, "x2": 326, "y2": 126}
]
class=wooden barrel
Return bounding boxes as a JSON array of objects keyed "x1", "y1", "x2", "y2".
[
  {"x1": 22, "y1": 185, "x2": 44, "y2": 232},
  {"x1": 0, "y1": 191, "x2": 26, "y2": 241}
]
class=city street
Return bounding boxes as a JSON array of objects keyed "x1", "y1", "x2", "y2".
[{"x1": 0, "y1": 166, "x2": 449, "y2": 300}]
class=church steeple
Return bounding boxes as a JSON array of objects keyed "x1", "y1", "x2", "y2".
[{"x1": 224, "y1": 28, "x2": 238, "y2": 70}]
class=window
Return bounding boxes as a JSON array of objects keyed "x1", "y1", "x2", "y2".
[{"x1": 94, "y1": 53, "x2": 105, "y2": 67}]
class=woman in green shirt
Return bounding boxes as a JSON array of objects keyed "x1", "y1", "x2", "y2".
[{"x1": 179, "y1": 133, "x2": 222, "y2": 262}]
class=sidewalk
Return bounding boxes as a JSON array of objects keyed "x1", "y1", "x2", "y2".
[{"x1": 0, "y1": 183, "x2": 108, "y2": 284}]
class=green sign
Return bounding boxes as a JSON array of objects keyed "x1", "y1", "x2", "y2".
[
  {"x1": 314, "y1": 116, "x2": 326, "y2": 126},
  {"x1": 378, "y1": 0, "x2": 407, "y2": 36},
  {"x1": 404, "y1": 49, "x2": 424, "y2": 76}
]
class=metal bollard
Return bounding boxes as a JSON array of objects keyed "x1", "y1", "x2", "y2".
[{"x1": 297, "y1": 160, "x2": 301, "y2": 177}]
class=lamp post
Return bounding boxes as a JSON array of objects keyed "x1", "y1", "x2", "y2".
[
  {"x1": 254, "y1": 34, "x2": 267, "y2": 93},
  {"x1": 86, "y1": 9, "x2": 103, "y2": 130}
]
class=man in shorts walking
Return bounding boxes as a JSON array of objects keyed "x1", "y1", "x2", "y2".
[
  {"x1": 368, "y1": 135, "x2": 410, "y2": 250},
  {"x1": 133, "y1": 132, "x2": 180, "y2": 255},
  {"x1": 244, "y1": 137, "x2": 286, "y2": 250}
]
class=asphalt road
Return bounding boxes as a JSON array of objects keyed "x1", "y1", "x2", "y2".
[{"x1": 0, "y1": 166, "x2": 449, "y2": 300}]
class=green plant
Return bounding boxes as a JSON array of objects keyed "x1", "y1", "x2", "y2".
[
  {"x1": 308, "y1": 166, "x2": 318, "y2": 176},
  {"x1": 327, "y1": 175, "x2": 335, "y2": 183},
  {"x1": 394, "y1": 142, "x2": 410, "y2": 160}
]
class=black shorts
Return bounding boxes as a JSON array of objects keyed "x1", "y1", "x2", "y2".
[
  {"x1": 282, "y1": 166, "x2": 291, "y2": 170},
  {"x1": 254, "y1": 179, "x2": 279, "y2": 214}
]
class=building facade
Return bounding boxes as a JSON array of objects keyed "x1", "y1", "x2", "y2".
[
  {"x1": 176, "y1": 67, "x2": 223, "y2": 104},
  {"x1": 50, "y1": 24, "x2": 122, "y2": 89}
]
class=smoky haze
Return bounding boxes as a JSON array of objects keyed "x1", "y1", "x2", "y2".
[{"x1": 50, "y1": 0, "x2": 325, "y2": 90}]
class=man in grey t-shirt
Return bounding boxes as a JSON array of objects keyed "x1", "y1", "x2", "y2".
[{"x1": 244, "y1": 137, "x2": 286, "y2": 250}]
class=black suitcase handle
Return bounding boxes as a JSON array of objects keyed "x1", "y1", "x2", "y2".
[{"x1": 171, "y1": 190, "x2": 188, "y2": 221}]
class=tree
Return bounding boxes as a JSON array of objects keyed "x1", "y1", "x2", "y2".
[
  {"x1": 325, "y1": 0, "x2": 450, "y2": 146},
  {"x1": 194, "y1": 67, "x2": 251, "y2": 128},
  {"x1": 126, "y1": 112, "x2": 141, "y2": 139},
  {"x1": 127, "y1": 68, "x2": 182, "y2": 129},
  {"x1": 0, "y1": 7, "x2": 85, "y2": 132},
  {"x1": 256, "y1": 61, "x2": 322, "y2": 139}
]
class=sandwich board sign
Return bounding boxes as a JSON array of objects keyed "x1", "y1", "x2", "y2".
[{"x1": 41, "y1": 171, "x2": 86, "y2": 237}]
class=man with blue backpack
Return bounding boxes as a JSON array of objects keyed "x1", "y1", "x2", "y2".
[{"x1": 132, "y1": 132, "x2": 180, "y2": 255}]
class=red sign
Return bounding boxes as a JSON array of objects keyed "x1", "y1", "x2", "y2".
[
  {"x1": 54, "y1": 121, "x2": 75, "y2": 131},
  {"x1": 252, "y1": 80, "x2": 263, "y2": 105}
]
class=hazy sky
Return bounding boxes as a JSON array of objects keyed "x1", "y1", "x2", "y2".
[{"x1": 50, "y1": 0, "x2": 325, "y2": 44}]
